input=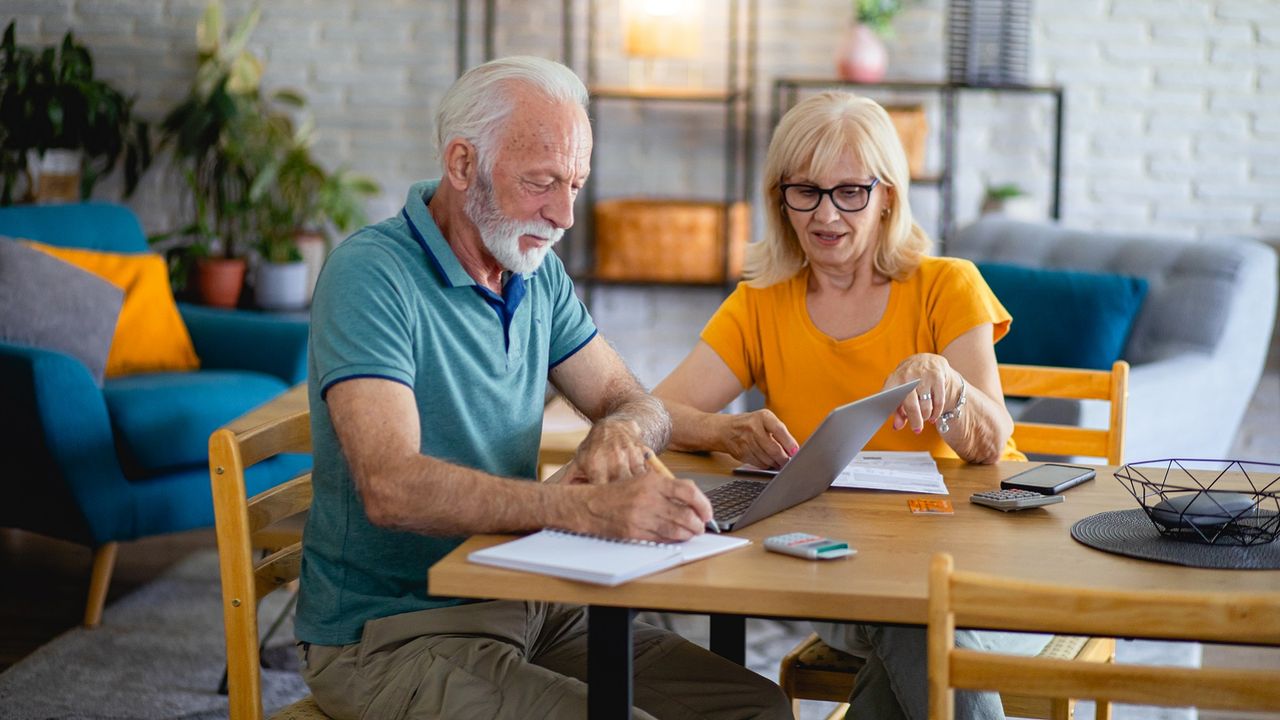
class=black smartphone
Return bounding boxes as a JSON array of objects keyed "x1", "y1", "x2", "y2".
[{"x1": 1000, "y1": 463, "x2": 1096, "y2": 495}]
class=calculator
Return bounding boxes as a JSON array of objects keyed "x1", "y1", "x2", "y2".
[
  {"x1": 764, "y1": 532, "x2": 855, "y2": 560},
  {"x1": 969, "y1": 488, "x2": 1065, "y2": 512}
]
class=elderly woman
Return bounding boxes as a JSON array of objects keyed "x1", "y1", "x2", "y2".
[{"x1": 653, "y1": 91, "x2": 1047, "y2": 720}]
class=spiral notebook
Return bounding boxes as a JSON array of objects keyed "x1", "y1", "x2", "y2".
[{"x1": 468, "y1": 529, "x2": 750, "y2": 586}]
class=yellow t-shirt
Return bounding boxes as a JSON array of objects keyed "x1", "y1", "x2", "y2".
[{"x1": 701, "y1": 256, "x2": 1024, "y2": 461}]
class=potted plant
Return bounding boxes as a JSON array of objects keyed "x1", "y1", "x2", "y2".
[
  {"x1": 981, "y1": 182, "x2": 1038, "y2": 220},
  {"x1": 249, "y1": 116, "x2": 379, "y2": 310},
  {"x1": 0, "y1": 22, "x2": 151, "y2": 205},
  {"x1": 155, "y1": 1, "x2": 274, "y2": 307}
]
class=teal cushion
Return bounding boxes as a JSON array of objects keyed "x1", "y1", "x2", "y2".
[
  {"x1": 978, "y1": 262, "x2": 1149, "y2": 370},
  {"x1": 103, "y1": 370, "x2": 289, "y2": 477}
]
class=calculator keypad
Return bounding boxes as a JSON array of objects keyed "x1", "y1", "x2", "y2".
[{"x1": 970, "y1": 488, "x2": 1064, "y2": 511}]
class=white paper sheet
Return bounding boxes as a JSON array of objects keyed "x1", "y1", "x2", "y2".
[{"x1": 831, "y1": 451, "x2": 949, "y2": 495}]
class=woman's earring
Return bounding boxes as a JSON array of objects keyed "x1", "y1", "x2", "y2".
[{"x1": 881, "y1": 207, "x2": 891, "y2": 218}]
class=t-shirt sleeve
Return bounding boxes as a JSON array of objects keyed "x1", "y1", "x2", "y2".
[
  {"x1": 310, "y1": 237, "x2": 417, "y2": 396},
  {"x1": 929, "y1": 259, "x2": 1013, "y2": 351},
  {"x1": 543, "y1": 253, "x2": 597, "y2": 367},
  {"x1": 699, "y1": 283, "x2": 757, "y2": 391}
]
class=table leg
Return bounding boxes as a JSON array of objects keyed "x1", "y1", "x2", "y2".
[
  {"x1": 588, "y1": 605, "x2": 635, "y2": 719},
  {"x1": 710, "y1": 613, "x2": 747, "y2": 665}
]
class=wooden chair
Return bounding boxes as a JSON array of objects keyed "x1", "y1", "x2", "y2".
[
  {"x1": 209, "y1": 404, "x2": 332, "y2": 720},
  {"x1": 778, "y1": 361, "x2": 1129, "y2": 720},
  {"x1": 1000, "y1": 361, "x2": 1129, "y2": 466},
  {"x1": 928, "y1": 552, "x2": 1280, "y2": 718}
]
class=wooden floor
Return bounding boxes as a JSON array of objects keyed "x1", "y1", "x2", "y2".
[{"x1": 0, "y1": 527, "x2": 216, "y2": 671}]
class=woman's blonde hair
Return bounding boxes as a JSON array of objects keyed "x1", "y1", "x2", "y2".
[{"x1": 745, "y1": 91, "x2": 932, "y2": 288}]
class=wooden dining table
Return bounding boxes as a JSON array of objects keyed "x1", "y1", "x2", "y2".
[{"x1": 429, "y1": 451, "x2": 1280, "y2": 719}]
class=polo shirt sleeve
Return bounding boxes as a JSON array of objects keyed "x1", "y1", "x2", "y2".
[
  {"x1": 928, "y1": 258, "x2": 1013, "y2": 352},
  {"x1": 310, "y1": 237, "x2": 417, "y2": 396},
  {"x1": 543, "y1": 253, "x2": 597, "y2": 367},
  {"x1": 699, "y1": 283, "x2": 757, "y2": 391}
]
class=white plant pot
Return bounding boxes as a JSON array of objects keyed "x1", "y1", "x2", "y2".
[{"x1": 255, "y1": 261, "x2": 310, "y2": 311}]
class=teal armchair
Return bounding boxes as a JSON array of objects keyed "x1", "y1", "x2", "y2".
[{"x1": 0, "y1": 202, "x2": 311, "y2": 626}]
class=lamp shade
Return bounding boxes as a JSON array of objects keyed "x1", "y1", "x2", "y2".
[{"x1": 624, "y1": 0, "x2": 701, "y2": 59}]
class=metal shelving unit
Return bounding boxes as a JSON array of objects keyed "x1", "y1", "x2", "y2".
[
  {"x1": 771, "y1": 78, "x2": 1065, "y2": 248},
  {"x1": 565, "y1": 0, "x2": 758, "y2": 298}
]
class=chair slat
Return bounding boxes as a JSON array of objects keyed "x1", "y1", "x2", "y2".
[
  {"x1": 950, "y1": 650, "x2": 1280, "y2": 712},
  {"x1": 999, "y1": 364, "x2": 1113, "y2": 400},
  {"x1": 247, "y1": 474, "x2": 313, "y2": 533}
]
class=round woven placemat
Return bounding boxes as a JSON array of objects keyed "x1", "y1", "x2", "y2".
[{"x1": 1071, "y1": 509, "x2": 1280, "y2": 569}]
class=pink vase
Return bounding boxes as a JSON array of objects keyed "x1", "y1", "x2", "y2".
[{"x1": 836, "y1": 23, "x2": 888, "y2": 83}]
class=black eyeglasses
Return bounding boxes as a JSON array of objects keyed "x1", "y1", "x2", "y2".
[{"x1": 780, "y1": 178, "x2": 881, "y2": 213}]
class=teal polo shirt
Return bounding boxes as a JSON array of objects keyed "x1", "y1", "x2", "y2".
[{"x1": 297, "y1": 179, "x2": 596, "y2": 646}]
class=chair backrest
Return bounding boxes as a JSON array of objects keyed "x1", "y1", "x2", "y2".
[
  {"x1": 0, "y1": 201, "x2": 150, "y2": 253},
  {"x1": 927, "y1": 552, "x2": 1280, "y2": 719},
  {"x1": 209, "y1": 404, "x2": 312, "y2": 720},
  {"x1": 999, "y1": 361, "x2": 1128, "y2": 465}
]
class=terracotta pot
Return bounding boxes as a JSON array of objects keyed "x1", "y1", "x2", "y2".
[
  {"x1": 836, "y1": 23, "x2": 888, "y2": 83},
  {"x1": 195, "y1": 257, "x2": 247, "y2": 309}
]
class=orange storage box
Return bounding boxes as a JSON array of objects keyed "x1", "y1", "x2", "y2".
[
  {"x1": 884, "y1": 104, "x2": 928, "y2": 179},
  {"x1": 593, "y1": 198, "x2": 748, "y2": 283}
]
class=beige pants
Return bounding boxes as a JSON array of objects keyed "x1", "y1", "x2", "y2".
[{"x1": 301, "y1": 600, "x2": 790, "y2": 720}]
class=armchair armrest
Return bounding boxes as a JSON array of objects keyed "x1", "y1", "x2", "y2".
[
  {"x1": 180, "y1": 304, "x2": 309, "y2": 385},
  {"x1": 0, "y1": 340, "x2": 134, "y2": 545}
]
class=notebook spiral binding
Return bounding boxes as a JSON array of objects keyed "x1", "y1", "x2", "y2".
[{"x1": 547, "y1": 528, "x2": 673, "y2": 548}]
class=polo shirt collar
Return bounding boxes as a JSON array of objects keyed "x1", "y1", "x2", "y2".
[{"x1": 401, "y1": 179, "x2": 539, "y2": 289}]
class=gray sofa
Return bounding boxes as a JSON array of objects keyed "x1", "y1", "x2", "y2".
[{"x1": 951, "y1": 217, "x2": 1278, "y2": 464}]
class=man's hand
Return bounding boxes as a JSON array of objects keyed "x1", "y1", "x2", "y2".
[
  {"x1": 565, "y1": 466, "x2": 714, "y2": 542},
  {"x1": 571, "y1": 416, "x2": 651, "y2": 484},
  {"x1": 717, "y1": 409, "x2": 799, "y2": 470}
]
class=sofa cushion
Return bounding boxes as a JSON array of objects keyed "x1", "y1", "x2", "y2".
[
  {"x1": 103, "y1": 371, "x2": 289, "y2": 477},
  {"x1": 0, "y1": 239, "x2": 124, "y2": 384},
  {"x1": 978, "y1": 262, "x2": 1149, "y2": 370},
  {"x1": 25, "y1": 241, "x2": 201, "y2": 377}
]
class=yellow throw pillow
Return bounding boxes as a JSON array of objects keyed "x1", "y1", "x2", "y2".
[{"x1": 24, "y1": 241, "x2": 200, "y2": 377}]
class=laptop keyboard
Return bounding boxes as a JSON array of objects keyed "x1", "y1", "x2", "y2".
[{"x1": 707, "y1": 478, "x2": 768, "y2": 521}]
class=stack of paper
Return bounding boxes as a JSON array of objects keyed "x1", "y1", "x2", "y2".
[{"x1": 832, "y1": 451, "x2": 949, "y2": 495}]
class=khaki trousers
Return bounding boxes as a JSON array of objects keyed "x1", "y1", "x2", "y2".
[{"x1": 301, "y1": 600, "x2": 790, "y2": 720}]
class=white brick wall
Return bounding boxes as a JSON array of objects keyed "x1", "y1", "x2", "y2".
[{"x1": 7, "y1": 0, "x2": 1279, "y2": 385}]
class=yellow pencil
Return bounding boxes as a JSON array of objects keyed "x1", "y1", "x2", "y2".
[{"x1": 646, "y1": 452, "x2": 721, "y2": 534}]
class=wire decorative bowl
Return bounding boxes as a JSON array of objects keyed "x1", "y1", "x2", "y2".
[{"x1": 1114, "y1": 459, "x2": 1280, "y2": 546}]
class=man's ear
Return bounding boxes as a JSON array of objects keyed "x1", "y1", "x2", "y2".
[{"x1": 442, "y1": 138, "x2": 477, "y2": 191}]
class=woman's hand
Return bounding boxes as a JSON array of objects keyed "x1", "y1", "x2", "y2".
[
  {"x1": 884, "y1": 353, "x2": 962, "y2": 433},
  {"x1": 717, "y1": 409, "x2": 799, "y2": 470}
]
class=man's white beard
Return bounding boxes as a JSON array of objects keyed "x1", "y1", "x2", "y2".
[{"x1": 464, "y1": 170, "x2": 564, "y2": 275}]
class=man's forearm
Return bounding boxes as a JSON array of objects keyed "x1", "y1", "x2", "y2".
[
  {"x1": 602, "y1": 391, "x2": 672, "y2": 451},
  {"x1": 358, "y1": 455, "x2": 584, "y2": 536}
]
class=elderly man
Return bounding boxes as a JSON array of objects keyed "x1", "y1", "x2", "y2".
[{"x1": 296, "y1": 56, "x2": 790, "y2": 719}]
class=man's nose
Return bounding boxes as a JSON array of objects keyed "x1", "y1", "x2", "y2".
[{"x1": 543, "y1": 184, "x2": 576, "y2": 230}]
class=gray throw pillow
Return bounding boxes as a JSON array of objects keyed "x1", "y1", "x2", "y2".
[{"x1": 0, "y1": 238, "x2": 124, "y2": 385}]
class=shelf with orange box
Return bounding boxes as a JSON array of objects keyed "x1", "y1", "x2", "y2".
[{"x1": 564, "y1": 0, "x2": 758, "y2": 302}]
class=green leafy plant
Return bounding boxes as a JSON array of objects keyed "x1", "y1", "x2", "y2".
[
  {"x1": 984, "y1": 182, "x2": 1026, "y2": 202},
  {"x1": 156, "y1": 1, "x2": 378, "y2": 278},
  {"x1": 856, "y1": 0, "x2": 905, "y2": 37},
  {"x1": 0, "y1": 21, "x2": 151, "y2": 204},
  {"x1": 247, "y1": 113, "x2": 379, "y2": 264},
  {"x1": 155, "y1": 1, "x2": 266, "y2": 270}
]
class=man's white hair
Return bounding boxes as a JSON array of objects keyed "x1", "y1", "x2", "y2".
[{"x1": 435, "y1": 55, "x2": 589, "y2": 174}]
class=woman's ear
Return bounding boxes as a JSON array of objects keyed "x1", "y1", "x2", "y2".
[{"x1": 442, "y1": 138, "x2": 477, "y2": 191}]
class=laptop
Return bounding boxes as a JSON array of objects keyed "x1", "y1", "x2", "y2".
[{"x1": 694, "y1": 380, "x2": 920, "y2": 532}]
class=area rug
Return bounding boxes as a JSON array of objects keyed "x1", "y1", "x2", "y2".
[{"x1": 0, "y1": 549, "x2": 307, "y2": 720}]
